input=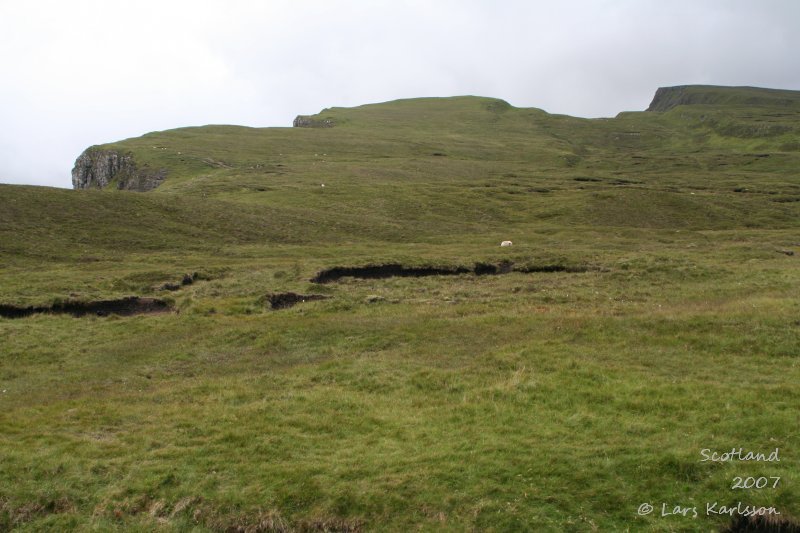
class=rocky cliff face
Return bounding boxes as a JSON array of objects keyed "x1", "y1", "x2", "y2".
[
  {"x1": 292, "y1": 115, "x2": 335, "y2": 128},
  {"x1": 71, "y1": 148, "x2": 166, "y2": 191},
  {"x1": 646, "y1": 86, "x2": 692, "y2": 112}
]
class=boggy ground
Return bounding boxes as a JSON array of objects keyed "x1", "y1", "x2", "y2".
[{"x1": 1, "y1": 229, "x2": 797, "y2": 531}]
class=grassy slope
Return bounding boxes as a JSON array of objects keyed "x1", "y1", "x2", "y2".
[{"x1": 1, "y1": 87, "x2": 799, "y2": 531}]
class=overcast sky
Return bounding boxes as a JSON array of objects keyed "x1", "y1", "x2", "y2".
[{"x1": 1, "y1": 0, "x2": 799, "y2": 188}]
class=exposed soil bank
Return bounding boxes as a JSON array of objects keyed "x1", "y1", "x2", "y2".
[
  {"x1": 268, "y1": 292, "x2": 329, "y2": 310},
  {"x1": 311, "y1": 262, "x2": 589, "y2": 283},
  {"x1": 160, "y1": 272, "x2": 198, "y2": 291},
  {"x1": 0, "y1": 297, "x2": 171, "y2": 319},
  {"x1": 723, "y1": 513, "x2": 800, "y2": 533},
  {"x1": 311, "y1": 264, "x2": 470, "y2": 283},
  {"x1": 514, "y1": 264, "x2": 589, "y2": 273}
]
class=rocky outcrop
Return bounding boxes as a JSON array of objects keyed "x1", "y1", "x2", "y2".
[
  {"x1": 292, "y1": 116, "x2": 335, "y2": 128},
  {"x1": 71, "y1": 148, "x2": 166, "y2": 191}
]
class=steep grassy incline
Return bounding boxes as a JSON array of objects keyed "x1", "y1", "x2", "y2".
[
  {"x1": 78, "y1": 87, "x2": 800, "y2": 194},
  {"x1": 61, "y1": 88, "x2": 800, "y2": 241}
]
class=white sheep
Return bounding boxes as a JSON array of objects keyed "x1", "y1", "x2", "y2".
[{"x1": 500, "y1": 240, "x2": 513, "y2": 247}]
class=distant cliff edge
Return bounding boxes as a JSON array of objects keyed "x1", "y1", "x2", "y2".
[
  {"x1": 647, "y1": 85, "x2": 800, "y2": 112},
  {"x1": 292, "y1": 116, "x2": 335, "y2": 128},
  {"x1": 72, "y1": 148, "x2": 166, "y2": 191}
]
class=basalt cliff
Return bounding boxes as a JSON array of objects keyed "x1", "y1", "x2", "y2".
[{"x1": 71, "y1": 148, "x2": 166, "y2": 191}]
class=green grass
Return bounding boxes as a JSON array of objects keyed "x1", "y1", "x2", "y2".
[{"x1": 1, "y1": 85, "x2": 799, "y2": 531}]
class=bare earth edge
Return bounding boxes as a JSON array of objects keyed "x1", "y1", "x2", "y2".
[{"x1": 0, "y1": 262, "x2": 591, "y2": 317}]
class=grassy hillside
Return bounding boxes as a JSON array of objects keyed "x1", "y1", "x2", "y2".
[{"x1": 1, "y1": 86, "x2": 799, "y2": 531}]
